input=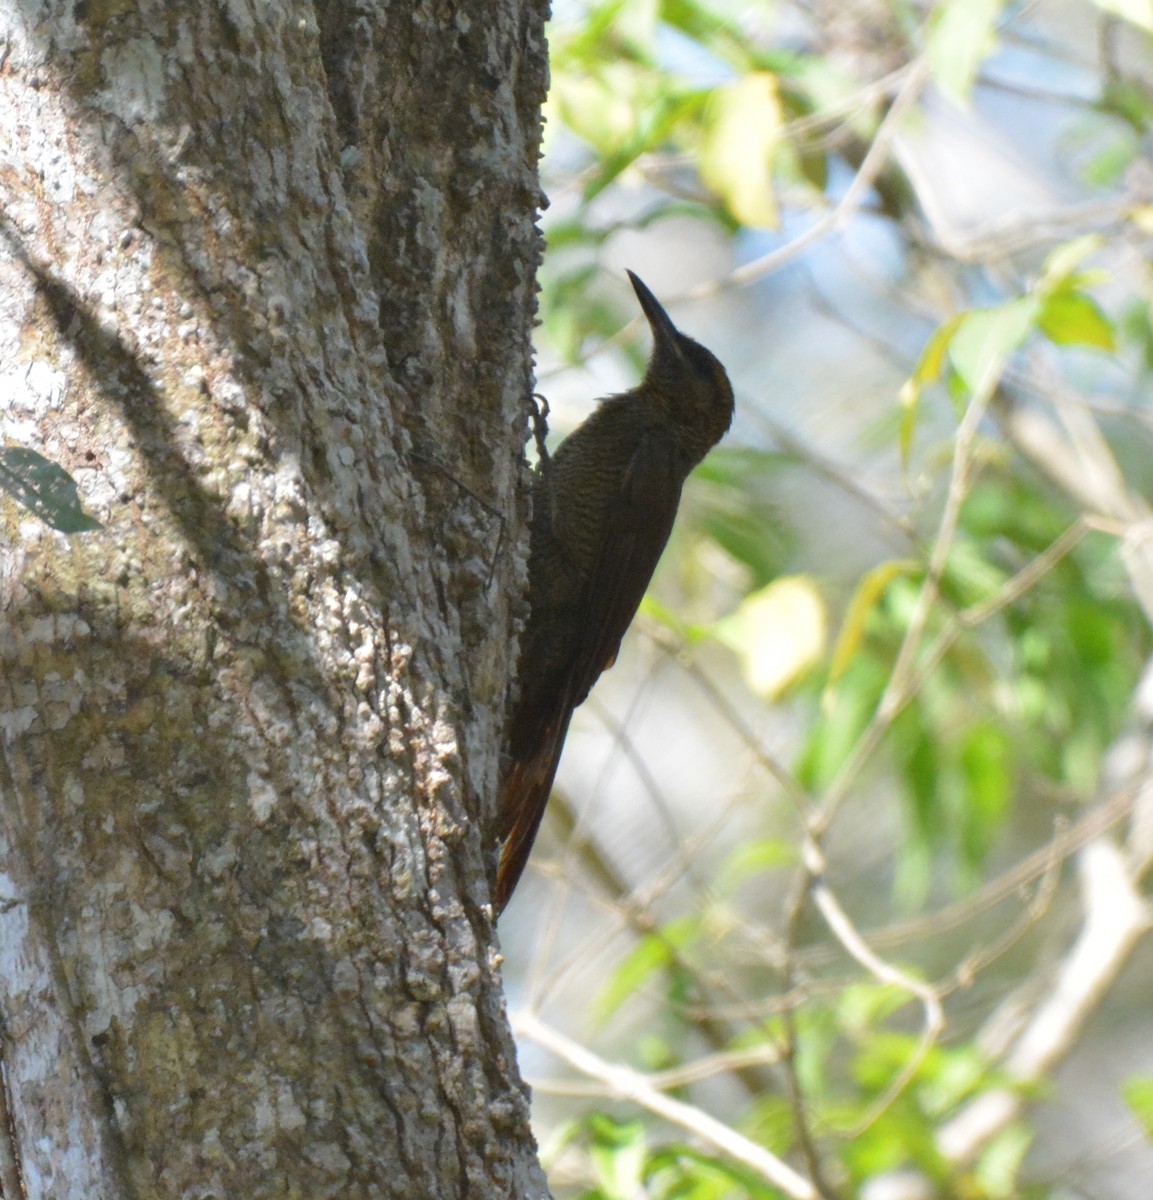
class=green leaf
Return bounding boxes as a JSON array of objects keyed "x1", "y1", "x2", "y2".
[
  {"x1": 838, "y1": 982, "x2": 910, "y2": 1036},
  {"x1": 799, "y1": 655, "x2": 887, "y2": 791},
  {"x1": 975, "y1": 1124, "x2": 1033, "y2": 1199},
  {"x1": 690, "y1": 446, "x2": 794, "y2": 586},
  {"x1": 942, "y1": 536, "x2": 1010, "y2": 608},
  {"x1": 1120, "y1": 297, "x2": 1153, "y2": 368},
  {"x1": 537, "y1": 1116, "x2": 585, "y2": 1172},
  {"x1": 542, "y1": 218, "x2": 612, "y2": 252},
  {"x1": 606, "y1": 0, "x2": 658, "y2": 59},
  {"x1": 551, "y1": 64, "x2": 646, "y2": 154},
  {"x1": 905, "y1": 725, "x2": 942, "y2": 851},
  {"x1": 552, "y1": 0, "x2": 657, "y2": 67},
  {"x1": 588, "y1": 1115, "x2": 648, "y2": 1200},
  {"x1": 926, "y1": 0, "x2": 1005, "y2": 105},
  {"x1": 719, "y1": 838, "x2": 797, "y2": 892},
  {"x1": 948, "y1": 298, "x2": 1040, "y2": 393},
  {"x1": 699, "y1": 73, "x2": 783, "y2": 228},
  {"x1": 0, "y1": 446, "x2": 103, "y2": 533},
  {"x1": 1038, "y1": 289, "x2": 1116, "y2": 351},
  {"x1": 899, "y1": 315, "x2": 963, "y2": 461},
  {"x1": 1101, "y1": 76, "x2": 1153, "y2": 133},
  {"x1": 852, "y1": 1030, "x2": 929, "y2": 1093},
  {"x1": 827, "y1": 560, "x2": 919, "y2": 691},
  {"x1": 537, "y1": 264, "x2": 603, "y2": 363},
  {"x1": 743, "y1": 1095, "x2": 796, "y2": 1161},
  {"x1": 960, "y1": 722, "x2": 1013, "y2": 866},
  {"x1": 1038, "y1": 234, "x2": 1105, "y2": 290},
  {"x1": 662, "y1": 0, "x2": 794, "y2": 74},
  {"x1": 638, "y1": 593, "x2": 710, "y2": 645},
  {"x1": 1123, "y1": 1075, "x2": 1153, "y2": 1140},
  {"x1": 1082, "y1": 130, "x2": 1139, "y2": 187},
  {"x1": 647, "y1": 1140, "x2": 786, "y2": 1198},
  {"x1": 586, "y1": 89, "x2": 709, "y2": 202},
  {"x1": 594, "y1": 916, "x2": 700, "y2": 1023}
]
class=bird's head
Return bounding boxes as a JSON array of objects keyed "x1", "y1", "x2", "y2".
[{"x1": 628, "y1": 270, "x2": 734, "y2": 459}]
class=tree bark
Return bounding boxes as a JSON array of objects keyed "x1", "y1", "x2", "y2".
[{"x1": 0, "y1": 0, "x2": 549, "y2": 1196}]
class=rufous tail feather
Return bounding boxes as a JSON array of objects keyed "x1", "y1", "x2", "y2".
[{"x1": 494, "y1": 705, "x2": 575, "y2": 914}]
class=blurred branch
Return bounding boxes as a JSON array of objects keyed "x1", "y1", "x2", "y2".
[
  {"x1": 999, "y1": 365, "x2": 1153, "y2": 623},
  {"x1": 938, "y1": 838, "x2": 1152, "y2": 1165},
  {"x1": 772, "y1": 335, "x2": 1008, "y2": 1181},
  {"x1": 526, "y1": 773, "x2": 782, "y2": 1097},
  {"x1": 515, "y1": 1010, "x2": 820, "y2": 1200},
  {"x1": 867, "y1": 649, "x2": 1153, "y2": 1193},
  {"x1": 818, "y1": 314, "x2": 1010, "y2": 831},
  {"x1": 696, "y1": 58, "x2": 930, "y2": 298},
  {"x1": 804, "y1": 836, "x2": 945, "y2": 1136},
  {"x1": 528, "y1": 1040, "x2": 783, "y2": 1096},
  {"x1": 537, "y1": 58, "x2": 930, "y2": 382},
  {"x1": 861, "y1": 317, "x2": 1153, "y2": 1188},
  {"x1": 530, "y1": 5, "x2": 1153, "y2": 1193},
  {"x1": 854, "y1": 782, "x2": 1135, "y2": 959},
  {"x1": 908, "y1": 190, "x2": 1141, "y2": 266}
]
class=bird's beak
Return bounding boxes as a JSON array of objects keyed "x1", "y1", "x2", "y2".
[{"x1": 627, "y1": 270, "x2": 680, "y2": 350}]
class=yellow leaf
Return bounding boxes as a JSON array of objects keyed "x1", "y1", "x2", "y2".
[
  {"x1": 1038, "y1": 234, "x2": 1105, "y2": 291},
  {"x1": 717, "y1": 576, "x2": 826, "y2": 699},
  {"x1": 826, "y1": 560, "x2": 919, "y2": 694},
  {"x1": 900, "y1": 314, "x2": 963, "y2": 463},
  {"x1": 1130, "y1": 205, "x2": 1153, "y2": 235},
  {"x1": 700, "y1": 73, "x2": 782, "y2": 229},
  {"x1": 1038, "y1": 290, "x2": 1116, "y2": 351}
]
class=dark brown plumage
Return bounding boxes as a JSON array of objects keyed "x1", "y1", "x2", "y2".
[{"x1": 494, "y1": 271, "x2": 734, "y2": 915}]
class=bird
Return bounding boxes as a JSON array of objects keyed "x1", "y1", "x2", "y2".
[{"x1": 494, "y1": 270, "x2": 734, "y2": 915}]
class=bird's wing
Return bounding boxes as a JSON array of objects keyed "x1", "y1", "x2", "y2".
[
  {"x1": 569, "y1": 426, "x2": 685, "y2": 707},
  {"x1": 494, "y1": 428, "x2": 685, "y2": 916}
]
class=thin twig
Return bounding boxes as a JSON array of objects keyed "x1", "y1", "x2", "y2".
[
  {"x1": 529, "y1": 1041, "x2": 784, "y2": 1096},
  {"x1": 937, "y1": 839, "x2": 1153, "y2": 1165},
  {"x1": 846, "y1": 785, "x2": 1136, "y2": 959},
  {"x1": 537, "y1": 57, "x2": 930, "y2": 386},
  {"x1": 697, "y1": 58, "x2": 931, "y2": 298},
  {"x1": 515, "y1": 1010, "x2": 820, "y2": 1200},
  {"x1": 819, "y1": 312, "x2": 1012, "y2": 831},
  {"x1": 944, "y1": 824, "x2": 1064, "y2": 994},
  {"x1": 803, "y1": 838, "x2": 944, "y2": 1137}
]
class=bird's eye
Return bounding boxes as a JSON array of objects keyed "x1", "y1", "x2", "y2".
[{"x1": 683, "y1": 340, "x2": 721, "y2": 383}]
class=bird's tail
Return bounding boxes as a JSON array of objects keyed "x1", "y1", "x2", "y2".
[{"x1": 493, "y1": 700, "x2": 576, "y2": 916}]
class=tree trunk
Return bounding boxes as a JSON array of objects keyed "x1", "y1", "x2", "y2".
[{"x1": 0, "y1": 1, "x2": 549, "y2": 1196}]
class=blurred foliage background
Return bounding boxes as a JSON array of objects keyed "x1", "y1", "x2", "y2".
[{"x1": 504, "y1": 1, "x2": 1153, "y2": 1197}]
